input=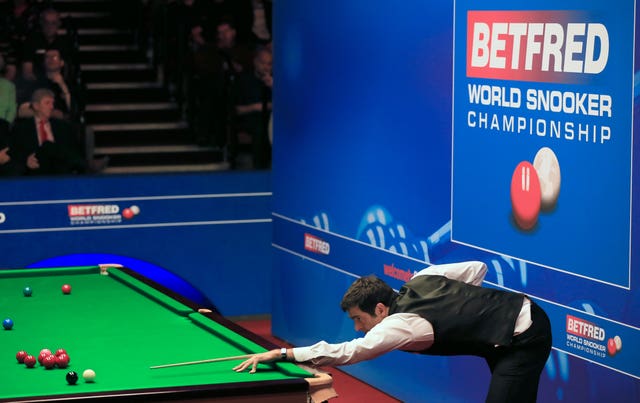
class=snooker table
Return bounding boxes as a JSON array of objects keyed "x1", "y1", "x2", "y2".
[{"x1": 0, "y1": 265, "x2": 336, "y2": 402}]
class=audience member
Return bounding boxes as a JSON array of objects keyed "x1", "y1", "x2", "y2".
[
  {"x1": 16, "y1": 48, "x2": 78, "y2": 120},
  {"x1": 191, "y1": 18, "x2": 252, "y2": 148},
  {"x1": 164, "y1": 0, "x2": 209, "y2": 97},
  {"x1": 0, "y1": 53, "x2": 17, "y2": 125},
  {"x1": 10, "y1": 88, "x2": 86, "y2": 175},
  {"x1": 203, "y1": 0, "x2": 253, "y2": 46},
  {"x1": 0, "y1": 51, "x2": 17, "y2": 175},
  {"x1": 231, "y1": 46, "x2": 272, "y2": 169},
  {"x1": 1, "y1": 0, "x2": 42, "y2": 81},
  {"x1": 21, "y1": 8, "x2": 75, "y2": 81}
]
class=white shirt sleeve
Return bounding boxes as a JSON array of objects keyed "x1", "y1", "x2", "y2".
[
  {"x1": 413, "y1": 260, "x2": 487, "y2": 285},
  {"x1": 292, "y1": 313, "x2": 434, "y2": 366}
]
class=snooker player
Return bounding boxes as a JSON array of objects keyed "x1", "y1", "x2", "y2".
[{"x1": 233, "y1": 261, "x2": 552, "y2": 403}]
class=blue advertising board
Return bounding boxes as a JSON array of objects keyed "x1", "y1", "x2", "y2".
[
  {"x1": 272, "y1": 0, "x2": 640, "y2": 401},
  {"x1": 0, "y1": 172, "x2": 273, "y2": 316},
  {"x1": 452, "y1": 0, "x2": 634, "y2": 288}
]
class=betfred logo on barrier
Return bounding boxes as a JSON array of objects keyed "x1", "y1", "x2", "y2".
[
  {"x1": 68, "y1": 204, "x2": 119, "y2": 216},
  {"x1": 566, "y1": 314, "x2": 605, "y2": 341},
  {"x1": 467, "y1": 10, "x2": 609, "y2": 83},
  {"x1": 304, "y1": 233, "x2": 330, "y2": 255},
  {"x1": 67, "y1": 204, "x2": 122, "y2": 225}
]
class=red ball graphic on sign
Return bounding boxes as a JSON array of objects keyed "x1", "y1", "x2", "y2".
[
  {"x1": 122, "y1": 208, "x2": 134, "y2": 220},
  {"x1": 607, "y1": 338, "x2": 617, "y2": 356},
  {"x1": 511, "y1": 161, "x2": 541, "y2": 230}
]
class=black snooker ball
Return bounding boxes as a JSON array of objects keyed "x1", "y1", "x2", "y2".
[{"x1": 66, "y1": 371, "x2": 79, "y2": 385}]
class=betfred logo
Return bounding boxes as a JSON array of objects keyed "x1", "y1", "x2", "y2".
[
  {"x1": 67, "y1": 204, "x2": 122, "y2": 226},
  {"x1": 566, "y1": 314, "x2": 605, "y2": 341},
  {"x1": 467, "y1": 11, "x2": 609, "y2": 82},
  {"x1": 304, "y1": 233, "x2": 330, "y2": 255},
  {"x1": 68, "y1": 204, "x2": 120, "y2": 216}
]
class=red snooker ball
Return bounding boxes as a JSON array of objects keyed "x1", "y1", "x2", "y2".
[
  {"x1": 16, "y1": 350, "x2": 28, "y2": 363},
  {"x1": 61, "y1": 284, "x2": 72, "y2": 294},
  {"x1": 42, "y1": 354, "x2": 57, "y2": 369},
  {"x1": 55, "y1": 348, "x2": 67, "y2": 356},
  {"x1": 24, "y1": 355, "x2": 36, "y2": 368},
  {"x1": 38, "y1": 351, "x2": 50, "y2": 365},
  {"x1": 55, "y1": 353, "x2": 70, "y2": 368}
]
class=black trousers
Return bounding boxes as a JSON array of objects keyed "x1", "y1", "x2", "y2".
[{"x1": 484, "y1": 301, "x2": 552, "y2": 403}]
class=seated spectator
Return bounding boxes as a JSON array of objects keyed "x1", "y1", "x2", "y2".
[
  {"x1": 20, "y1": 8, "x2": 75, "y2": 82},
  {"x1": 164, "y1": 0, "x2": 209, "y2": 97},
  {"x1": 10, "y1": 88, "x2": 86, "y2": 175},
  {"x1": 1, "y1": 0, "x2": 42, "y2": 81},
  {"x1": 231, "y1": 46, "x2": 272, "y2": 169},
  {"x1": 0, "y1": 53, "x2": 17, "y2": 125},
  {"x1": 16, "y1": 48, "x2": 78, "y2": 121},
  {"x1": 191, "y1": 18, "x2": 253, "y2": 148},
  {"x1": 203, "y1": 0, "x2": 254, "y2": 46}
]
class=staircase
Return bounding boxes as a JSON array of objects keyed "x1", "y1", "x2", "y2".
[{"x1": 55, "y1": 0, "x2": 227, "y2": 174}]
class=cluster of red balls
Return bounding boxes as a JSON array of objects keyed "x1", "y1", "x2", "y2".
[{"x1": 17, "y1": 348, "x2": 70, "y2": 369}]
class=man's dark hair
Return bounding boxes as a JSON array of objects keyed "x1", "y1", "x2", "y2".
[{"x1": 340, "y1": 275, "x2": 396, "y2": 315}]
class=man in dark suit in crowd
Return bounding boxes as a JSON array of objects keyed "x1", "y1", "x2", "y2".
[{"x1": 10, "y1": 88, "x2": 86, "y2": 175}]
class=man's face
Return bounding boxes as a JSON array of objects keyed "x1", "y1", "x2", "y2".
[
  {"x1": 44, "y1": 50, "x2": 64, "y2": 72},
  {"x1": 217, "y1": 23, "x2": 236, "y2": 49},
  {"x1": 33, "y1": 96, "x2": 55, "y2": 120},
  {"x1": 41, "y1": 11, "x2": 61, "y2": 40},
  {"x1": 347, "y1": 306, "x2": 385, "y2": 334},
  {"x1": 254, "y1": 51, "x2": 272, "y2": 78}
]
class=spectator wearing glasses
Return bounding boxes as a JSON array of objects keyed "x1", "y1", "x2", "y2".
[{"x1": 20, "y1": 8, "x2": 75, "y2": 81}]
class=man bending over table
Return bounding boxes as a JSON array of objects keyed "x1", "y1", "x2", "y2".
[{"x1": 233, "y1": 261, "x2": 552, "y2": 403}]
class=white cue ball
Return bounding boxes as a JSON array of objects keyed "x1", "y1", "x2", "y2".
[
  {"x1": 533, "y1": 147, "x2": 561, "y2": 211},
  {"x1": 130, "y1": 205, "x2": 140, "y2": 215},
  {"x1": 82, "y1": 369, "x2": 96, "y2": 383}
]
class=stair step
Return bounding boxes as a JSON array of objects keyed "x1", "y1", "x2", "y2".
[
  {"x1": 93, "y1": 146, "x2": 224, "y2": 167},
  {"x1": 79, "y1": 49, "x2": 146, "y2": 64},
  {"x1": 95, "y1": 144, "x2": 214, "y2": 154},
  {"x1": 87, "y1": 82, "x2": 163, "y2": 90},
  {"x1": 81, "y1": 64, "x2": 157, "y2": 82},
  {"x1": 86, "y1": 102, "x2": 178, "y2": 112},
  {"x1": 94, "y1": 129, "x2": 192, "y2": 148},
  {"x1": 54, "y1": 0, "x2": 227, "y2": 173},
  {"x1": 79, "y1": 45, "x2": 138, "y2": 52},
  {"x1": 85, "y1": 82, "x2": 169, "y2": 103},
  {"x1": 59, "y1": 11, "x2": 127, "y2": 28},
  {"x1": 89, "y1": 121, "x2": 189, "y2": 132},
  {"x1": 53, "y1": 0, "x2": 119, "y2": 13},
  {"x1": 60, "y1": 28, "x2": 133, "y2": 45},
  {"x1": 90, "y1": 120, "x2": 192, "y2": 147},
  {"x1": 102, "y1": 162, "x2": 230, "y2": 174},
  {"x1": 84, "y1": 102, "x2": 182, "y2": 123},
  {"x1": 79, "y1": 30, "x2": 134, "y2": 45}
]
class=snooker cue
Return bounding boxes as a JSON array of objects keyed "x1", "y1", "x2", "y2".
[{"x1": 150, "y1": 354, "x2": 254, "y2": 369}]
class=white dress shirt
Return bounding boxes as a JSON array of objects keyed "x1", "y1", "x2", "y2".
[{"x1": 292, "y1": 261, "x2": 532, "y2": 366}]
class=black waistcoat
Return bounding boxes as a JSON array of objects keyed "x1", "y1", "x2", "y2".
[{"x1": 389, "y1": 275, "x2": 524, "y2": 356}]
